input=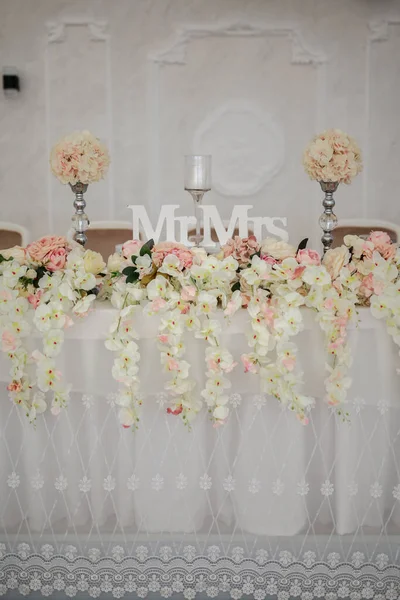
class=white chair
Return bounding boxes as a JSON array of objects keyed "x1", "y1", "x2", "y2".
[
  {"x1": 84, "y1": 221, "x2": 133, "y2": 259},
  {"x1": 332, "y1": 219, "x2": 400, "y2": 247},
  {"x1": 0, "y1": 222, "x2": 30, "y2": 249}
]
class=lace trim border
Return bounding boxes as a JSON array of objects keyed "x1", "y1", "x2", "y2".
[{"x1": 1, "y1": 555, "x2": 400, "y2": 598}]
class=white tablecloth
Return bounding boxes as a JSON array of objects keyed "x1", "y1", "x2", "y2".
[{"x1": 1, "y1": 306, "x2": 400, "y2": 597}]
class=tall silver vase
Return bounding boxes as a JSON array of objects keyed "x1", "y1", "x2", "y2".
[
  {"x1": 70, "y1": 182, "x2": 90, "y2": 246},
  {"x1": 319, "y1": 181, "x2": 339, "y2": 255}
]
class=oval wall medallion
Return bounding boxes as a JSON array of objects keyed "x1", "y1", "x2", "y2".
[{"x1": 193, "y1": 102, "x2": 285, "y2": 197}]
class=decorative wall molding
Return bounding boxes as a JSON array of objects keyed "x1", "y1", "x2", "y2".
[
  {"x1": 147, "y1": 21, "x2": 327, "y2": 232},
  {"x1": 193, "y1": 102, "x2": 285, "y2": 196},
  {"x1": 44, "y1": 19, "x2": 114, "y2": 231},
  {"x1": 46, "y1": 19, "x2": 108, "y2": 43},
  {"x1": 369, "y1": 17, "x2": 400, "y2": 42},
  {"x1": 363, "y1": 17, "x2": 400, "y2": 218},
  {"x1": 150, "y1": 22, "x2": 326, "y2": 66}
]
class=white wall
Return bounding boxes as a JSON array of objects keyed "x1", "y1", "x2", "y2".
[{"x1": 0, "y1": 0, "x2": 399, "y2": 247}]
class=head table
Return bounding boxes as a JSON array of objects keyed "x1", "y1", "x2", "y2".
[{"x1": 0, "y1": 304, "x2": 400, "y2": 598}]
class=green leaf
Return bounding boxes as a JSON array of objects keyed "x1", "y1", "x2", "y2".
[
  {"x1": 33, "y1": 266, "x2": 49, "y2": 289},
  {"x1": 131, "y1": 255, "x2": 137, "y2": 265},
  {"x1": 122, "y1": 266, "x2": 139, "y2": 284},
  {"x1": 0, "y1": 254, "x2": 13, "y2": 263},
  {"x1": 126, "y1": 272, "x2": 139, "y2": 284},
  {"x1": 296, "y1": 238, "x2": 309, "y2": 253},
  {"x1": 231, "y1": 281, "x2": 241, "y2": 292},
  {"x1": 139, "y1": 238, "x2": 155, "y2": 257}
]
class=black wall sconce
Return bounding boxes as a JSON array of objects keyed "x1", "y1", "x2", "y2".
[{"x1": 3, "y1": 68, "x2": 20, "y2": 96}]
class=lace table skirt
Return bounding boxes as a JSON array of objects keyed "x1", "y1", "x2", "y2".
[{"x1": 1, "y1": 307, "x2": 400, "y2": 597}]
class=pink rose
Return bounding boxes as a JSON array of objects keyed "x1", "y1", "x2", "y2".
[
  {"x1": 122, "y1": 239, "x2": 143, "y2": 259},
  {"x1": 7, "y1": 380, "x2": 22, "y2": 393},
  {"x1": 222, "y1": 236, "x2": 260, "y2": 266},
  {"x1": 27, "y1": 290, "x2": 43, "y2": 309},
  {"x1": 2, "y1": 331, "x2": 17, "y2": 352},
  {"x1": 46, "y1": 248, "x2": 67, "y2": 272},
  {"x1": 158, "y1": 334, "x2": 169, "y2": 344},
  {"x1": 297, "y1": 249, "x2": 321, "y2": 266},
  {"x1": 27, "y1": 236, "x2": 69, "y2": 263},
  {"x1": 152, "y1": 242, "x2": 193, "y2": 269},
  {"x1": 367, "y1": 231, "x2": 396, "y2": 260}
]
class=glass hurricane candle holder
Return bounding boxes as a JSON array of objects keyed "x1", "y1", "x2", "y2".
[{"x1": 184, "y1": 155, "x2": 212, "y2": 246}]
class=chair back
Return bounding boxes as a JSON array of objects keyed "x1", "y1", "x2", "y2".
[
  {"x1": 85, "y1": 222, "x2": 133, "y2": 259},
  {"x1": 0, "y1": 223, "x2": 29, "y2": 249},
  {"x1": 332, "y1": 220, "x2": 400, "y2": 248}
]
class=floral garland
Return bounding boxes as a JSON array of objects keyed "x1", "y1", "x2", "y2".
[
  {"x1": 0, "y1": 230, "x2": 399, "y2": 429},
  {"x1": 0, "y1": 237, "x2": 106, "y2": 422}
]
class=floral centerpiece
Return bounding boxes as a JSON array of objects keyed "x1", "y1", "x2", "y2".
[
  {"x1": 303, "y1": 129, "x2": 362, "y2": 184},
  {"x1": 50, "y1": 130, "x2": 110, "y2": 186},
  {"x1": 303, "y1": 128, "x2": 363, "y2": 254},
  {"x1": 50, "y1": 130, "x2": 110, "y2": 246}
]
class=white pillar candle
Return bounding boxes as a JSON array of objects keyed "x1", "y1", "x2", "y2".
[{"x1": 184, "y1": 155, "x2": 212, "y2": 191}]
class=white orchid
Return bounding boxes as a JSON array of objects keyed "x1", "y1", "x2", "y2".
[
  {"x1": 147, "y1": 276, "x2": 168, "y2": 300},
  {"x1": 43, "y1": 329, "x2": 64, "y2": 357},
  {"x1": 302, "y1": 265, "x2": 331, "y2": 286},
  {"x1": 2, "y1": 263, "x2": 28, "y2": 288},
  {"x1": 195, "y1": 319, "x2": 222, "y2": 346},
  {"x1": 34, "y1": 302, "x2": 66, "y2": 332},
  {"x1": 28, "y1": 392, "x2": 47, "y2": 422},
  {"x1": 74, "y1": 271, "x2": 97, "y2": 291},
  {"x1": 158, "y1": 254, "x2": 183, "y2": 278},
  {"x1": 196, "y1": 291, "x2": 218, "y2": 315},
  {"x1": 241, "y1": 255, "x2": 271, "y2": 287}
]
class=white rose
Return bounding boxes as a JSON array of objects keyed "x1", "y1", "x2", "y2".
[
  {"x1": 1, "y1": 246, "x2": 27, "y2": 264},
  {"x1": 107, "y1": 252, "x2": 125, "y2": 273},
  {"x1": 323, "y1": 246, "x2": 350, "y2": 280},
  {"x1": 83, "y1": 250, "x2": 106, "y2": 275},
  {"x1": 260, "y1": 238, "x2": 296, "y2": 260}
]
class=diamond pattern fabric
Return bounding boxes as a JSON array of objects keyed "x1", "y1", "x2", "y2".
[{"x1": 0, "y1": 308, "x2": 400, "y2": 596}]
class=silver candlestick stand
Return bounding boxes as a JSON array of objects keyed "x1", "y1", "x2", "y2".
[
  {"x1": 319, "y1": 181, "x2": 339, "y2": 255},
  {"x1": 70, "y1": 182, "x2": 90, "y2": 246}
]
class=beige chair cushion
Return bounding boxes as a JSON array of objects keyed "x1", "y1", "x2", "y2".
[
  {"x1": 0, "y1": 230, "x2": 23, "y2": 250},
  {"x1": 332, "y1": 226, "x2": 397, "y2": 248},
  {"x1": 86, "y1": 229, "x2": 133, "y2": 259}
]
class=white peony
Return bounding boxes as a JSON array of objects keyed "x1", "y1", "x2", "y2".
[
  {"x1": 83, "y1": 250, "x2": 106, "y2": 275},
  {"x1": 260, "y1": 238, "x2": 296, "y2": 260}
]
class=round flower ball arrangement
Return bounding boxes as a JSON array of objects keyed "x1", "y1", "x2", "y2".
[{"x1": 1, "y1": 128, "x2": 399, "y2": 432}]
